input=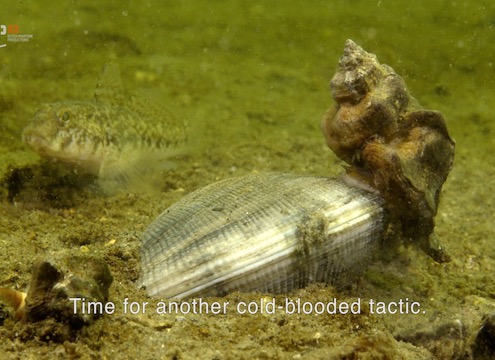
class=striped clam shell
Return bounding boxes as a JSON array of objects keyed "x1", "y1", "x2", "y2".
[{"x1": 139, "y1": 173, "x2": 386, "y2": 299}]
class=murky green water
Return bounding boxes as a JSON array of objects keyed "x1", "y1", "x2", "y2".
[{"x1": 1, "y1": 1, "x2": 494, "y2": 358}]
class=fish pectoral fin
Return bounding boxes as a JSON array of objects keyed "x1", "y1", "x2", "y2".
[{"x1": 98, "y1": 149, "x2": 181, "y2": 194}]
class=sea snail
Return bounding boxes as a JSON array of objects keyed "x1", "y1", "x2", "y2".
[
  {"x1": 139, "y1": 40, "x2": 455, "y2": 299},
  {"x1": 321, "y1": 39, "x2": 455, "y2": 262}
]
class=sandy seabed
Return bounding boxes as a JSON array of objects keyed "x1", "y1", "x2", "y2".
[{"x1": 0, "y1": 1, "x2": 495, "y2": 358}]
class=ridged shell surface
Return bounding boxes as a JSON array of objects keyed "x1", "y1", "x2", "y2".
[{"x1": 140, "y1": 173, "x2": 385, "y2": 299}]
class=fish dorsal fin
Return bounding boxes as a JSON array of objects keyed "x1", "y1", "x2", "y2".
[{"x1": 94, "y1": 61, "x2": 125, "y2": 105}]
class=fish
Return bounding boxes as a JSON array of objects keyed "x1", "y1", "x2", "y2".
[{"x1": 22, "y1": 62, "x2": 187, "y2": 192}]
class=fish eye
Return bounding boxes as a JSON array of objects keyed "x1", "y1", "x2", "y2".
[{"x1": 57, "y1": 110, "x2": 72, "y2": 126}]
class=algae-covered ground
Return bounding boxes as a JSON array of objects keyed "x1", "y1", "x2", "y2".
[{"x1": 1, "y1": 1, "x2": 495, "y2": 359}]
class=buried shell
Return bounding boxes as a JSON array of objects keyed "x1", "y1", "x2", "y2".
[{"x1": 139, "y1": 173, "x2": 386, "y2": 299}]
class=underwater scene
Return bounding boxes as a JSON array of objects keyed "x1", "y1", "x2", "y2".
[{"x1": 0, "y1": 0, "x2": 494, "y2": 358}]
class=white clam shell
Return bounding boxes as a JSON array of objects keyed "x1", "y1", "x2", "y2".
[{"x1": 140, "y1": 173, "x2": 385, "y2": 299}]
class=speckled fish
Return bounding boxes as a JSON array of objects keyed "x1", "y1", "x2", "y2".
[{"x1": 22, "y1": 62, "x2": 187, "y2": 190}]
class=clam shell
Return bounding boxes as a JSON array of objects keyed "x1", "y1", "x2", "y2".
[{"x1": 140, "y1": 173, "x2": 385, "y2": 299}]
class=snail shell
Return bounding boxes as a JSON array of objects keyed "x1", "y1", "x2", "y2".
[
  {"x1": 139, "y1": 173, "x2": 385, "y2": 299},
  {"x1": 322, "y1": 40, "x2": 455, "y2": 262}
]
